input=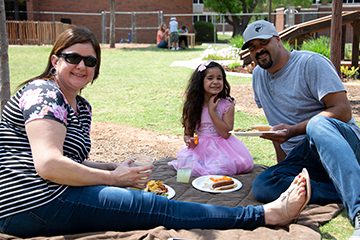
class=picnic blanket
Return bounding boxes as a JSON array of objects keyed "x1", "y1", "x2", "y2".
[{"x1": 0, "y1": 158, "x2": 343, "y2": 240}]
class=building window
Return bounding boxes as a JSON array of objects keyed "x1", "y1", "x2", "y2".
[
  {"x1": 5, "y1": 0, "x2": 27, "y2": 20},
  {"x1": 343, "y1": 0, "x2": 360, "y2": 3}
]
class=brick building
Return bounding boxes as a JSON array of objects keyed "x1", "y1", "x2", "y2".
[
  {"x1": 5, "y1": 0, "x2": 360, "y2": 44},
  {"x1": 23, "y1": 0, "x2": 193, "y2": 44}
]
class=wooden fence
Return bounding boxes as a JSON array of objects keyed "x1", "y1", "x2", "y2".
[{"x1": 6, "y1": 21, "x2": 75, "y2": 45}]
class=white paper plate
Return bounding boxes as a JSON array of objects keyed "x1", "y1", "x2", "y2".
[
  {"x1": 229, "y1": 130, "x2": 276, "y2": 136},
  {"x1": 192, "y1": 175, "x2": 242, "y2": 193},
  {"x1": 230, "y1": 129, "x2": 286, "y2": 137},
  {"x1": 131, "y1": 184, "x2": 175, "y2": 199},
  {"x1": 164, "y1": 184, "x2": 176, "y2": 199}
]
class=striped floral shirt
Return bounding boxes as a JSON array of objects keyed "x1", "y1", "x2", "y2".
[{"x1": 0, "y1": 80, "x2": 91, "y2": 219}]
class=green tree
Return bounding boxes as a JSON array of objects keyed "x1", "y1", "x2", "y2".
[{"x1": 203, "y1": 0, "x2": 313, "y2": 37}]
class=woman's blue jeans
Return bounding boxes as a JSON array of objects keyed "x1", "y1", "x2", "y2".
[
  {"x1": 253, "y1": 115, "x2": 360, "y2": 220},
  {"x1": 0, "y1": 185, "x2": 264, "y2": 238},
  {"x1": 157, "y1": 39, "x2": 168, "y2": 48}
]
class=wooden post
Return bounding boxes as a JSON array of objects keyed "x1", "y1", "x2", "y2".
[
  {"x1": 268, "y1": 0, "x2": 272, "y2": 22},
  {"x1": 351, "y1": 20, "x2": 360, "y2": 68},
  {"x1": 330, "y1": 0, "x2": 342, "y2": 76},
  {"x1": 110, "y1": 0, "x2": 115, "y2": 48}
]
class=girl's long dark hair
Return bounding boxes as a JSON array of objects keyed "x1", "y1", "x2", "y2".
[
  {"x1": 181, "y1": 61, "x2": 233, "y2": 133},
  {"x1": 17, "y1": 27, "x2": 101, "y2": 90}
]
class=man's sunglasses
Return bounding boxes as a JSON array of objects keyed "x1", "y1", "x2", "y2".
[{"x1": 58, "y1": 53, "x2": 98, "y2": 67}]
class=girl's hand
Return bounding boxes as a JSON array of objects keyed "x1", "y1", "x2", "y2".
[
  {"x1": 208, "y1": 94, "x2": 220, "y2": 112},
  {"x1": 111, "y1": 159, "x2": 154, "y2": 189},
  {"x1": 187, "y1": 137, "x2": 197, "y2": 149},
  {"x1": 184, "y1": 134, "x2": 197, "y2": 149}
]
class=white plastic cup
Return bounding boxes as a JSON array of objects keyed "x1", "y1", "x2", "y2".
[
  {"x1": 130, "y1": 154, "x2": 154, "y2": 185},
  {"x1": 130, "y1": 154, "x2": 154, "y2": 170},
  {"x1": 176, "y1": 156, "x2": 195, "y2": 183}
]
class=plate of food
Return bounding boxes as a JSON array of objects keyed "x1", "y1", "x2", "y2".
[
  {"x1": 230, "y1": 125, "x2": 286, "y2": 136},
  {"x1": 192, "y1": 175, "x2": 242, "y2": 193},
  {"x1": 143, "y1": 180, "x2": 175, "y2": 199}
]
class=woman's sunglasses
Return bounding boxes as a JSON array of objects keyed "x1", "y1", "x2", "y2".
[{"x1": 58, "y1": 53, "x2": 98, "y2": 67}]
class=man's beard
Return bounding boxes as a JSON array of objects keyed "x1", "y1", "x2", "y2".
[{"x1": 256, "y1": 51, "x2": 273, "y2": 69}]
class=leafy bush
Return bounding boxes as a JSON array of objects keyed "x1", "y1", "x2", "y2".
[
  {"x1": 282, "y1": 41, "x2": 294, "y2": 52},
  {"x1": 194, "y1": 21, "x2": 217, "y2": 43},
  {"x1": 341, "y1": 66, "x2": 359, "y2": 79},
  {"x1": 230, "y1": 34, "x2": 244, "y2": 49},
  {"x1": 300, "y1": 36, "x2": 331, "y2": 59},
  {"x1": 228, "y1": 61, "x2": 242, "y2": 70},
  {"x1": 344, "y1": 44, "x2": 353, "y2": 59}
]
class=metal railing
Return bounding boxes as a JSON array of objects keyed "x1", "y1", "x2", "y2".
[{"x1": 101, "y1": 10, "x2": 163, "y2": 44}]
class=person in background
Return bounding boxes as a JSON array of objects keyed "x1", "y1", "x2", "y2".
[
  {"x1": 179, "y1": 24, "x2": 188, "y2": 49},
  {"x1": 169, "y1": 17, "x2": 179, "y2": 50},
  {"x1": 241, "y1": 20, "x2": 360, "y2": 239},
  {"x1": 157, "y1": 23, "x2": 170, "y2": 48},
  {"x1": 0, "y1": 26, "x2": 311, "y2": 239},
  {"x1": 169, "y1": 61, "x2": 254, "y2": 177}
]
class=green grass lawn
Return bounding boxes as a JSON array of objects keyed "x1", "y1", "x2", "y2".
[
  {"x1": 7, "y1": 43, "x2": 354, "y2": 239},
  {"x1": 217, "y1": 33, "x2": 232, "y2": 43}
]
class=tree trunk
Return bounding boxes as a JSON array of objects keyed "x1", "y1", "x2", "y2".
[
  {"x1": 110, "y1": 0, "x2": 115, "y2": 48},
  {"x1": 0, "y1": 0, "x2": 11, "y2": 120},
  {"x1": 225, "y1": 15, "x2": 253, "y2": 37}
]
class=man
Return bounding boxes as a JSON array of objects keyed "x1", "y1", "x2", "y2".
[{"x1": 242, "y1": 20, "x2": 360, "y2": 239}]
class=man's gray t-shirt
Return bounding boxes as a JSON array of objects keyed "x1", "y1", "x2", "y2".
[{"x1": 252, "y1": 50, "x2": 360, "y2": 154}]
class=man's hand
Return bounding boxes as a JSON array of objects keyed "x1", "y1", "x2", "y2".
[{"x1": 260, "y1": 123, "x2": 291, "y2": 143}]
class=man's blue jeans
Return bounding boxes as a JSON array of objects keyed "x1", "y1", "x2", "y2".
[
  {"x1": 0, "y1": 184, "x2": 264, "y2": 238},
  {"x1": 253, "y1": 115, "x2": 360, "y2": 220}
]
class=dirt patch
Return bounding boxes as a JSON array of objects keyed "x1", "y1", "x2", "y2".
[
  {"x1": 88, "y1": 83, "x2": 360, "y2": 163},
  {"x1": 89, "y1": 123, "x2": 184, "y2": 163}
]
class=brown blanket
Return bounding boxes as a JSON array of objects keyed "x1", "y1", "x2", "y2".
[{"x1": 1, "y1": 158, "x2": 343, "y2": 240}]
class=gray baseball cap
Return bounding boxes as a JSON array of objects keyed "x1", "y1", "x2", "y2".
[{"x1": 242, "y1": 20, "x2": 279, "y2": 50}]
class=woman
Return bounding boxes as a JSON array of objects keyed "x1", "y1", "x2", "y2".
[
  {"x1": 0, "y1": 27, "x2": 310, "y2": 238},
  {"x1": 157, "y1": 22, "x2": 170, "y2": 48}
]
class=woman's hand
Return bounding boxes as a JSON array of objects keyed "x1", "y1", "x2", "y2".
[{"x1": 110, "y1": 159, "x2": 154, "y2": 189}]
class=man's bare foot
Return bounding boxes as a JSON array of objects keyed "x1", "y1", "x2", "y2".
[{"x1": 263, "y1": 168, "x2": 310, "y2": 226}]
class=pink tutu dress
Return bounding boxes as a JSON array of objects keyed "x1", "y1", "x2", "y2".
[{"x1": 169, "y1": 98, "x2": 254, "y2": 177}]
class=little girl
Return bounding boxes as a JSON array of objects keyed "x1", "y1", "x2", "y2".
[{"x1": 169, "y1": 61, "x2": 254, "y2": 177}]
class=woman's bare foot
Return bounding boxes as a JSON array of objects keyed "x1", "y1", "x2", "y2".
[{"x1": 263, "y1": 168, "x2": 310, "y2": 226}]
